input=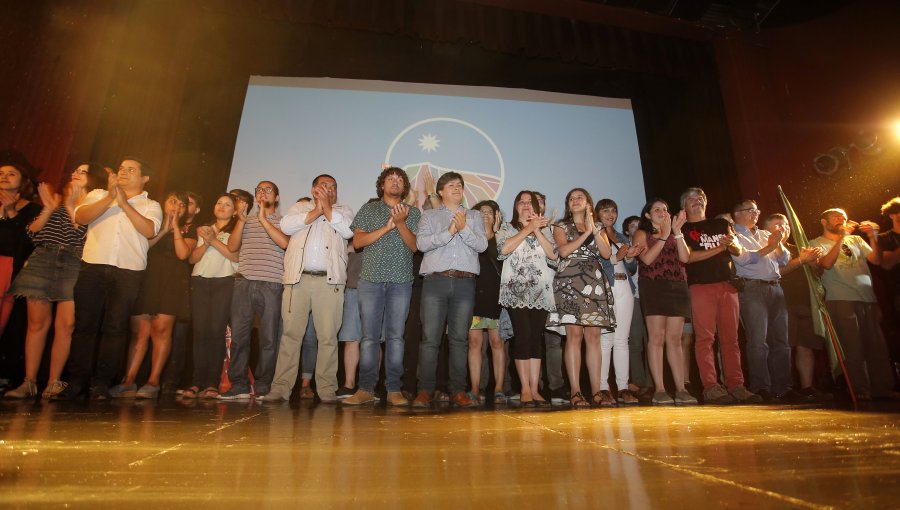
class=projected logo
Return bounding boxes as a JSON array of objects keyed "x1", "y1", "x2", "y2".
[{"x1": 384, "y1": 117, "x2": 504, "y2": 208}]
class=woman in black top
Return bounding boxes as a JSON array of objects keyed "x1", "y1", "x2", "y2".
[
  {"x1": 0, "y1": 159, "x2": 41, "y2": 339},
  {"x1": 110, "y1": 191, "x2": 197, "y2": 399},
  {"x1": 467, "y1": 200, "x2": 506, "y2": 404}
]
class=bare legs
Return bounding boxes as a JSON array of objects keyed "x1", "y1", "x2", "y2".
[
  {"x1": 646, "y1": 315, "x2": 687, "y2": 394},
  {"x1": 22, "y1": 299, "x2": 75, "y2": 385},
  {"x1": 343, "y1": 341, "x2": 359, "y2": 389},
  {"x1": 468, "y1": 328, "x2": 505, "y2": 398},
  {"x1": 122, "y1": 314, "x2": 175, "y2": 387},
  {"x1": 564, "y1": 325, "x2": 602, "y2": 399}
]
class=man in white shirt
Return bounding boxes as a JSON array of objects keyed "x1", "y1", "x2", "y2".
[
  {"x1": 54, "y1": 158, "x2": 163, "y2": 400},
  {"x1": 258, "y1": 175, "x2": 354, "y2": 403}
]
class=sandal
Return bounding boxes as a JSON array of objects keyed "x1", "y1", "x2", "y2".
[
  {"x1": 570, "y1": 391, "x2": 590, "y2": 409},
  {"x1": 181, "y1": 386, "x2": 199, "y2": 399},
  {"x1": 199, "y1": 387, "x2": 219, "y2": 399},
  {"x1": 493, "y1": 392, "x2": 507, "y2": 405},
  {"x1": 593, "y1": 390, "x2": 617, "y2": 408}
]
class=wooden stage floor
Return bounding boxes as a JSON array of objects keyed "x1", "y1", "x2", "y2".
[{"x1": 1, "y1": 398, "x2": 898, "y2": 509}]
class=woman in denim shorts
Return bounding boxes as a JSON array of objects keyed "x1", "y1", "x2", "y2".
[{"x1": 5, "y1": 162, "x2": 106, "y2": 399}]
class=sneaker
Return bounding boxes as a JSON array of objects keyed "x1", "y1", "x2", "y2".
[
  {"x1": 411, "y1": 390, "x2": 433, "y2": 408},
  {"x1": 135, "y1": 384, "x2": 160, "y2": 399},
  {"x1": 4, "y1": 380, "x2": 37, "y2": 399},
  {"x1": 433, "y1": 390, "x2": 450, "y2": 403},
  {"x1": 51, "y1": 384, "x2": 84, "y2": 401},
  {"x1": 90, "y1": 384, "x2": 111, "y2": 401},
  {"x1": 674, "y1": 390, "x2": 698, "y2": 405},
  {"x1": 342, "y1": 389, "x2": 376, "y2": 405},
  {"x1": 549, "y1": 387, "x2": 569, "y2": 405},
  {"x1": 651, "y1": 391, "x2": 675, "y2": 405},
  {"x1": 42, "y1": 380, "x2": 68, "y2": 400},
  {"x1": 217, "y1": 389, "x2": 252, "y2": 400},
  {"x1": 617, "y1": 389, "x2": 639, "y2": 405},
  {"x1": 450, "y1": 391, "x2": 476, "y2": 408},
  {"x1": 505, "y1": 391, "x2": 521, "y2": 401},
  {"x1": 257, "y1": 392, "x2": 287, "y2": 402},
  {"x1": 386, "y1": 391, "x2": 409, "y2": 406},
  {"x1": 730, "y1": 385, "x2": 763, "y2": 404},
  {"x1": 703, "y1": 384, "x2": 736, "y2": 405},
  {"x1": 336, "y1": 386, "x2": 356, "y2": 399},
  {"x1": 108, "y1": 384, "x2": 137, "y2": 398}
]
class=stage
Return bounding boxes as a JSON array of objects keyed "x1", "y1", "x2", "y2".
[{"x1": 1, "y1": 399, "x2": 898, "y2": 509}]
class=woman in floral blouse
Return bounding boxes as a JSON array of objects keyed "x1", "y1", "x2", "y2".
[{"x1": 497, "y1": 191, "x2": 558, "y2": 406}]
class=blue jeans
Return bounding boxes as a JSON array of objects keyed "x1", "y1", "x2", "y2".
[
  {"x1": 739, "y1": 281, "x2": 791, "y2": 395},
  {"x1": 418, "y1": 274, "x2": 475, "y2": 394},
  {"x1": 357, "y1": 279, "x2": 412, "y2": 393},
  {"x1": 227, "y1": 277, "x2": 283, "y2": 394}
]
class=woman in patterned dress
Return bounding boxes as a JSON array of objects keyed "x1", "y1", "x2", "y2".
[
  {"x1": 497, "y1": 191, "x2": 558, "y2": 406},
  {"x1": 547, "y1": 188, "x2": 615, "y2": 408}
]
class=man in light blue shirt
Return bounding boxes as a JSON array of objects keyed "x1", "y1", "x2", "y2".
[
  {"x1": 412, "y1": 172, "x2": 487, "y2": 407},
  {"x1": 732, "y1": 199, "x2": 792, "y2": 401}
]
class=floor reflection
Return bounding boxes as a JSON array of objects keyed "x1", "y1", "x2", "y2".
[{"x1": 1, "y1": 399, "x2": 898, "y2": 508}]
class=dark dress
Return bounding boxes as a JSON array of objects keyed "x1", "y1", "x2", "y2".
[
  {"x1": 133, "y1": 227, "x2": 196, "y2": 319},
  {"x1": 472, "y1": 237, "x2": 502, "y2": 321}
]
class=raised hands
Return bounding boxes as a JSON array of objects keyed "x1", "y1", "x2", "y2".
[
  {"x1": 197, "y1": 225, "x2": 216, "y2": 244},
  {"x1": 857, "y1": 220, "x2": 880, "y2": 238},
  {"x1": 390, "y1": 203, "x2": 409, "y2": 224},
  {"x1": 236, "y1": 201, "x2": 248, "y2": 222},
  {"x1": 767, "y1": 224, "x2": 786, "y2": 247},
  {"x1": 672, "y1": 209, "x2": 687, "y2": 232},
  {"x1": 799, "y1": 246, "x2": 822, "y2": 263},
  {"x1": 658, "y1": 212, "x2": 673, "y2": 238},
  {"x1": 448, "y1": 209, "x2": 467, "y2": 235},
  {"x1": 37, "y1": 182, "x2": 60, "y2": 211}
]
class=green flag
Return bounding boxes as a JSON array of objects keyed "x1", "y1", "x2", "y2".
[{"x1": 777, "y1": 186, "x2": 845, "y2": 380}]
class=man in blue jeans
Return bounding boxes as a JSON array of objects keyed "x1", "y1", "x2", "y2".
[
  {"x1": 412, "y1": 172, "x2": 486, "y2": 407},
  {"x1": 218, "y1": 181, "x2": 288, "y2": 400},
  {"x1": 343, "y1": 167, "x2": 420, "y2": 406},
  {"x1": 731, "y1": 199, "x2": 792, "y2": 402}
]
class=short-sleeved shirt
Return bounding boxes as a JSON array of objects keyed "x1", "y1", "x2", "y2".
[
  {"x1": 193, "y1": 230, "x2": 238, "y2": 278},
  {"x1": 236, "y1": 215, "x2": 285, "y2": 283},
  {"x1": 75, "y1": 189, "x2": 163, "y2": 271},
  {"x1": 809, "y1": 235, "x2": 876, "y2": 303},
  {"x1": 682, "y1": 218, "x2": 734, "y2": 285},
  {"x1": 351, "y1": 200, "x2": 420, "y2": 284}
]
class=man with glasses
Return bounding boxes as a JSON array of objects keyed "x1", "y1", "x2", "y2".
[
  {"x1": 680, "y1": 188, "x2": 761, "y2": 405},
  {"x1": 55, "y1": 159, "x2": 163, "y2": 400},
  {"x1": 259, "y1": 175, "x2": 353, "y2": 403},
  {"x1": 219, "y1": 181, "x2": 289, "y2": 400},
  {"x1": 731, "y1": 200, "x2": 794, "y2": 402},
  {"x1": 810, "y1": 208, "x2": 896, "y2": 400}
]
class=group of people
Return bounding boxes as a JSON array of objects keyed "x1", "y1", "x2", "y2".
[{"x1": 2, "y1": 154, "x2": 899, "y2": 408}]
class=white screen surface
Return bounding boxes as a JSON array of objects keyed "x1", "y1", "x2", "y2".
[{"x1": 228, "y1": 77, "x2": 646, "y2": 226}]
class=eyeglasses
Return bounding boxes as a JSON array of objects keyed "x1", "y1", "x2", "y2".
[
  {"x1": 255, "y1": 186, "x2": 274, "y2": 194},
  {"x1": 736, "y1": 207, "x2": 760, "y2": 214}
]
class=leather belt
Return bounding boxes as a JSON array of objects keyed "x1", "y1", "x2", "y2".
[
  {"x1": 744, "y1": 278, "x2": 780, "y2": 286},
  {"x1": 614, "y1": 273, "x2": 628, "y2": 281},
  {"x1": 302, "y1": 270, "x2": 327, "y2": 277},
  {"x1": 436, "y1": 269, "x2": 476, "y2": 279}
]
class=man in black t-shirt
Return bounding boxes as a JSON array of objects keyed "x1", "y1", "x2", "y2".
[
  {"x1": 878, "y1": 197, "x2": 900, "y2": 365},
  {"x1": 680, "y1": 187, "x2": 761, "y2": 405}
]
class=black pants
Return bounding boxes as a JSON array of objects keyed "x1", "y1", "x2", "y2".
[
  {"x1": 190, "y1": 276, "x2": 234, "y2": 390},
  {"x1": 508, "y1": 307, "x2": 548, "y2": 360},
  {"x1": 66, "y1": 263, "x2": 143, "y2": 391}
]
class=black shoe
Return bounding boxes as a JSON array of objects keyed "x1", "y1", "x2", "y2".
[
  {"x1": 796, "y1": 387, "x2": 833, "y2": 402},
  {"x1": 336, "y1": 386, "x2": 356, "y2": 400},
  {"x1": 52, "y1": 384, "x2": 86, "y2": 401},
  {"x1": 772, "y1": 389, "x2": 802, "y2": 404},
  {"x1": 90, "y1": 385, "x2": 110, "y2": 401}
]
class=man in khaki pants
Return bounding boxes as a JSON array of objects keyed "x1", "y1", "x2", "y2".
[{"x1": 259, "y1": 174, "x2": 354, "y2": 403}]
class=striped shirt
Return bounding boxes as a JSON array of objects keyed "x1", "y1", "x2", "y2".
[
  {"x1": 236, "y1": 215, "x2": 284, "y2": 283},
  {"x1": 28, "y1": 206, "x2": 87, "y2": 248}
]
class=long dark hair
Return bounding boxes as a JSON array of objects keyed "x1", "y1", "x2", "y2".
[
  {"x1": 511, "y1": 190, "x2": 540, "y2": 231},
  {"x1": 61, "y1": 162, "x2": 106, "y2": 196},
  {"x1": 561, "y1": 187, "x2": 594, "y2": 225},
  {"x1": 638, "y1": 198, "x2": 668, "y2": 235}
]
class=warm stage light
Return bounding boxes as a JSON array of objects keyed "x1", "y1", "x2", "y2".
[{"x1": 893, "y1": 120, "x2": 900, "y2": 141}]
